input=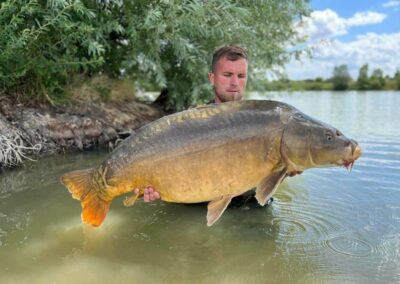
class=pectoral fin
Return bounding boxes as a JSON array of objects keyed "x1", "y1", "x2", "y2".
[
  {"x1": 123, "y1": 191, "x2": 140, "y2": 207},
  {"x1": 255, "y1": 168, "x2": 287, "y2": 206},
  {"x1": 207, "y1": 195, "x2": 233, "y2": 226}
]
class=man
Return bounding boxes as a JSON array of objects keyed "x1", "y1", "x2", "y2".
[
  {"x1": 207, "y1": 45, "x2": 247, "y2": 103},
  {"x1": 138, "y1": 45, "x2": 272, "y2": 207}
]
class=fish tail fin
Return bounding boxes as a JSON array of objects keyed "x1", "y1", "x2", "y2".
[{"x1": 60, "y1": 168, "x2": 111, "y2": 227}]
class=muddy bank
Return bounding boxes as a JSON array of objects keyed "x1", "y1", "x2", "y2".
[{"x1": 0, "y1": 97, "x2": 161, "y2": 169}]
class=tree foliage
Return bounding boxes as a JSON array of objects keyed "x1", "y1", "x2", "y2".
[
  {"x1": 0, "y1": 0, "x2": 112, "y2": 102},
  {"x1": 257, "y1": 64, "x2": 400, "y2": 91},
  {"x1": 357, "y1": 64, "x2": 369, "y2": 90},
  {"x1": 0, "y1": 0, "x2": 310, "y2": 109},
  {"x1": 369, "y1": 68, "x2": 385, "y2": 90},
  {"x1": 395, "y1": 69, "x2": 400, "y2": 90},
  {"x1": 332, "y1": 64, "x2": 352, "y2": 91}
]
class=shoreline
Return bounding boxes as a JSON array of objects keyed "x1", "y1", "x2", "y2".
[{"x1": 0, "y1": 97, "x2": 161, "y2": 169}]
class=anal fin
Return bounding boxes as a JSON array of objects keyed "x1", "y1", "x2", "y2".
[
  {"x1": 255, "y1": 168, "x2": 287, "y2": 206},
  {"x1": 207, "y1": 195, "x2": 233, "y2": 226}
]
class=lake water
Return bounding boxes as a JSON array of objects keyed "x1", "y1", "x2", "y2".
[{"x1": 1, "y1": 91, "x2": 399, "y2": 283}]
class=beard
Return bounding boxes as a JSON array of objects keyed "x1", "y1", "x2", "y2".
[{"x1": 214, "y1": 88, "x2": 243, "y2": 103}]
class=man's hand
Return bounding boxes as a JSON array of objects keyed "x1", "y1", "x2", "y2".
[{"x1": 134, "y1": 186, "x2": 160, "y2": 202}]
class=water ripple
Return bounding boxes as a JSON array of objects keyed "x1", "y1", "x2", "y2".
[
  {"x1": 270, "y1": 198, "x2": 346, "y2": 246},
  {"x1": 325, "y1": 235, "x2": 374, "y2": 257}
]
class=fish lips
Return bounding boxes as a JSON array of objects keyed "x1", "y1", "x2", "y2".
[{"x1": 335, "y1": 143, "x2": 362, "y2": 171}]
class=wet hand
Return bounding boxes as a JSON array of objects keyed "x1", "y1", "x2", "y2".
[{"x1": 134, "y1": 186, "x2": 160, "y2": 202}]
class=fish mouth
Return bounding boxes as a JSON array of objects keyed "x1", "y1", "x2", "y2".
[
  {"x1": 336, "y1": 144, "x2": 362, "y2": 172},
  {"x1": 334, "y1": 159, "x2": 354, "y2": 170},
  {"x1": 343, "y1": 160, "x2": 355, "y2": 171}
]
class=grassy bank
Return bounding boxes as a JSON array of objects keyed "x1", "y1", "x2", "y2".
[{"x1": 0, "y1": 76, "x2": 161, "y2": 169}]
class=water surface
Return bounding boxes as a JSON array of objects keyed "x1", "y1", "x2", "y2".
[{"x1": 1, "y1": 91, "x2": 399, "y2": 283}]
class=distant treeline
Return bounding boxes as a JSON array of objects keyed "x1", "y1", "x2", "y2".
[{"x1": 258, "y1": 64, "x2": 400, "y2": 91}]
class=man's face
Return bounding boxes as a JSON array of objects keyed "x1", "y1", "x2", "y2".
[{"x1": 208, "y1": 56, "x2": 248, "y2": 103}]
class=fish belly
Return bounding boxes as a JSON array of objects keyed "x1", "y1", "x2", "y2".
[{"x1": 110, "y1": 137, "x2": 275, "y2": 203}]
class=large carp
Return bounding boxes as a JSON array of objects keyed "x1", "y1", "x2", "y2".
[{"x1": 61, "y1": 100, "x2": 361, "y2": 227}]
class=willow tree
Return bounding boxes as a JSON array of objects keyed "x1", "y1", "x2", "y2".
[
  {"x1": 119, "y1": 1, "x2": 311, "y2": 110},
  {"x1": 0, "y1": 0, "x2": 310, "y2": 109}
]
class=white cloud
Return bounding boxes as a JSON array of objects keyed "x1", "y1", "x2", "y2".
[
  {"x1": 297, "y1": 9, "x2": 347, "y2": 40},
  {"x1": 286, "y1": 9, "x2": 395, "y2": 80},
  {"x1": 286, "y1": 33, "x2": 400, "y2": 80},
  {"x1": 298, "y1": 9, "x2": 387, "y2": 42},
  {"x1": 346, "y1": 11, "x2": 387, "y2": 26},
  {"x1": 383, "y1": 1, "x2": 400, "y2": 8}
]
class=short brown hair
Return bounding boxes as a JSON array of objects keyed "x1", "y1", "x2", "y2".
[{"x1": 211, "y1": 45, "x2": 247, "y2": 71}]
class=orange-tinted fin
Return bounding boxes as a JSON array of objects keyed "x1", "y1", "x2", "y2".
[{"x1": 60, "y1": 168, "x2": 111, "y2": 227}]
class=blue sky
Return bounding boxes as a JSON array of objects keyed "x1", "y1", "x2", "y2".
[{"x1": 285, "y1": 0, "x2": 400, "y2": 79}]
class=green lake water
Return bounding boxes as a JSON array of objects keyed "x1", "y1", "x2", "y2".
[{"x1": 0, "y1": 91, "x2": 399, "y2": 283}]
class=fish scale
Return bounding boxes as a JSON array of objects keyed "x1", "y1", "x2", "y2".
[{"x1": 108, "y1": 102, "x2": 281, "y2": 167}]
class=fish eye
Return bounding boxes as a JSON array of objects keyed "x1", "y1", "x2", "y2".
[{"x1": 326, "y1": 132, "x2": 334, "y2": 141}]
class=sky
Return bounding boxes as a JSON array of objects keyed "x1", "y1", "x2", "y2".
[{"x1": 285, "y1": 0, "x2": 400, "y2": 80}]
